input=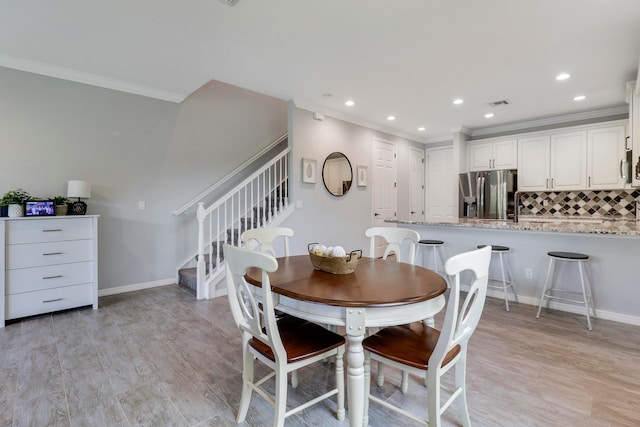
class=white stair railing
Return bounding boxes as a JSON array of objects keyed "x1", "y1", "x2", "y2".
[{"x1": 195, "y1": 147, "x2": 290, "y2": 299}]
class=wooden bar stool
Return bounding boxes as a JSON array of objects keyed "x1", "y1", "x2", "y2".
[
  {"x1": 418, "y1": 239, "x2": 449, "y2": 286},
  {"x1": 477, "y1": 245, "x2": 518, "y2": 311},
  {"x1": 536, "y1": 251, "x2": 595, "y2": 330}
]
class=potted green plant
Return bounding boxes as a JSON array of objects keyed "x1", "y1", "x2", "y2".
[
  {"x1": 2, "y1": 188, "x2": 31, "y2": 217},
  {"x1": 53, "y1": 195, "x2": 69, "y2": 216}
]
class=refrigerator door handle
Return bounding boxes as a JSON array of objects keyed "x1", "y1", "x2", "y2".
[{"x1": 476, "y1": 175, "x2": 484, "y2": 219}]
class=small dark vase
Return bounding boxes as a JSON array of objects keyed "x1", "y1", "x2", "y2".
[{"x1": 0, "y1": 205, "x2": 7, "y2": 217}]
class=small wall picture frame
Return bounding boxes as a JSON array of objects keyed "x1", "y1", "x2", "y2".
[
  {"x1": 356, "y1": 165, "x2": 368, "y2": 187},
  {"x1": 302, "y1": 158, "x2": 317, "y2": 183}
]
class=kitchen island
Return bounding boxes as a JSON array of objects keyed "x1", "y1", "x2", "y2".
[{"x1": 389, "y1": 217, "x2": 640, "y2": 326}]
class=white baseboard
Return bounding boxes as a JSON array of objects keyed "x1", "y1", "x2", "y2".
[
  {"x1": 463, "y1": 285, "x2": 640, "y2": 327},
  {"x1": 98, "y1": 278, "x2": 175, "y2": 297}
]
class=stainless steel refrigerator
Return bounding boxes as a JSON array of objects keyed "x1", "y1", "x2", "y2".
[{"x1": 459, "y1": 169, "x2": 517, "y2": 219}]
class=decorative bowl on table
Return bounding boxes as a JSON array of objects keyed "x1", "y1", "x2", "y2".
[{"x1": 308, "y1": 243, "x2": 362, "y2": 274}]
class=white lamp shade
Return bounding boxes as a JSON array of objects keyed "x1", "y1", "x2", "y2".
[{"x1": 67, "y1": 180, "x2": 91, "y2": 199}]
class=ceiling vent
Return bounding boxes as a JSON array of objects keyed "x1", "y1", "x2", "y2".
[
  {"x1": 217, "y1": 0, "x2": 239, "y2": 6},
  {"x1": 487, "y1": 99, "x2": 511, "y2": 107}
]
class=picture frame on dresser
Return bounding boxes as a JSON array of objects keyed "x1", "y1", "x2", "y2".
[{"x1": 24, "y1": 200, "x2": 56, "y2": 216}]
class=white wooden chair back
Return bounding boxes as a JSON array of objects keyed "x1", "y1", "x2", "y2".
[
  {"x1": 431, "y1": 245, "x2": 491, "y2": 370},
  {"x1": 241, "y1": 227, "x2": 293, "y2": 257},
  {"x1": 224, "y1": 244, "x2": 286, "y2": 361},
  {"x1": 365, "y1": 227, "x2": 419, "y2": 264}
]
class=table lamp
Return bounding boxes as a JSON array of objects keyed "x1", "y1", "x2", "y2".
[{"x1": 67, "y1": 180, "x2": 91, "y2": 215}]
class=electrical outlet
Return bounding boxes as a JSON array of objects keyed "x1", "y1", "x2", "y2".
[{"x1": 525, "y1": 268, "x2": 533, "y2": 279}]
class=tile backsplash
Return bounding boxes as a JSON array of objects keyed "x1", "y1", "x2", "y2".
[{"x1": 520, "y1": 189, "x2": 640, "y2": 219}]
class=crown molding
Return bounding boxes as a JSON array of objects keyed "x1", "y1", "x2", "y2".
[
  {"x1": 0, "y1": 54, "x2": 185, "y2": 103},
  {"x1": 292, "y1": 99, "x2": 427, "y2": 144},
  {"x1": 423, "y1": 134, "x2": 454, "y2": 144},
  {"x1": 470, "y1": 105, "x2": 628, "y2": 138}
]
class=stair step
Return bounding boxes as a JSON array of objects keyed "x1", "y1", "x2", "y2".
[
  {"x1": 178, "y1": 268, "x2": 197, "y2": 293},
  {"x1": 180, "y1": 182, "x2": 289, "y2": 296}
]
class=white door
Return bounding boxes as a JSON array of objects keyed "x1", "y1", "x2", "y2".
[
  {"x1": 426, "y1": 146, "x2": 454, "y2": 220},
  {"x1": 409, "y1": 147, "x2": 425, "y2": 222},
  {"x1": 372, "y1": 139, "x2": 397, "y2": 257}
]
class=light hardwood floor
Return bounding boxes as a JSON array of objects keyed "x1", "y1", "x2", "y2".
[{"x1": 1, "y1": 284, "x2": 639, "y2": 426}]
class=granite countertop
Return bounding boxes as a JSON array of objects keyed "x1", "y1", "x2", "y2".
[{"x1": 389, "y1": 216, "x2": 640, "y2": 236}]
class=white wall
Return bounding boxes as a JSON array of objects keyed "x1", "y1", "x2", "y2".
[
  {"x1": 0, "y1": 67, "x2": 287, "y2": 290},
  {"x1": 282, "y1": 104, "x2": 425, "y2": 256}
]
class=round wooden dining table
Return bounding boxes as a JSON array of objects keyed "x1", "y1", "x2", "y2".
[{"x1": 245, "y1": 255, "x2": 448, "y2": 427}]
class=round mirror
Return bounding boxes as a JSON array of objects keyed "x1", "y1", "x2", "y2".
[{"x1": 322, "y1": 152, "x2": 353, "y2": 197}]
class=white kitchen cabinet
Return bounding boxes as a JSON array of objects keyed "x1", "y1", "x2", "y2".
[
  {"x1": 467, "y1": 139, "x2": 517, "y2": 171},
  {"x1": 518, "y1": 123, "x2": 629, "y2": 192},
  {"x1": 628, "y1": 82, "x2": 640, "y2": 186},
  {"x1": 587, "y1": 124, "x2": 627, "y2": 189},
  {"x1": 518, "y1": 131, "x2": 587, "y2": 191},
  {"x1": 517, "y1": 136, "x2": 551, "y2": 191},
  {"x1": 0, "y1": 216, "x2": 98, "y2": 327},
  {"x1": 549, "y1": 131, "x2": 587, "y2": 190}
]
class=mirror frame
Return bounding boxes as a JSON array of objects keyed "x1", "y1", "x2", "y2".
[{"x1": 322, "y1": 152, "x2": 353, "y2": 197}]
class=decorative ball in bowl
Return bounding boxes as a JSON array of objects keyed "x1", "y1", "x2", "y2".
[{"x1": 308, "y1": 243, "x2": 362, "y2": 274}]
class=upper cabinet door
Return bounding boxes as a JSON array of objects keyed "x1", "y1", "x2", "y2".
[
  {"x1": 492, "y1": 139, "x2": 518, "y2": 170},
  {"x1": 549, "y1": 131, "x2": 587, "y2": 190},
  {"x1": 467, "y1": 139, "x2": 517, "y2": 171},
  {"x1": 628, "y1": 83, "x2": 640, "y2": 187},
  {"x1": 518, "y1": 136, "x2": 551, "y2": 191},
  {"x1": 587, "y1": 125, "x2": 626, "y2": 190},
  {"x1": 468, "y1": 142, "x2": 493, "y2": 171}
]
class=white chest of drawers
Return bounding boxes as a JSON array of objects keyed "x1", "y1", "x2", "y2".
[{"x1": 1, "y1": 215, "x2": 98, "y2": 327}]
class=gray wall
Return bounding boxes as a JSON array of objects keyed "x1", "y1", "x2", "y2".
[
  {"x1": 282, "y1": 104, "x2": 425, "y2": 256},
  {"x1": 0, "y1": 67, "x2": 287, "y2": 290}
]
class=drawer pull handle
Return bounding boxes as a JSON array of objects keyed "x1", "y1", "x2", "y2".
[
  {"x1": 43, "y1": 275, "x2": 63, "y2": 280},
  {"x1": 42, "y1": 229, "x2": 62, "y2": 232},
  {"x1": 43, "y1": 298, "x2": 63, "y2": 303},
  {"x1": 43, "y1": 252, "x2": 63, "y2": 256}
]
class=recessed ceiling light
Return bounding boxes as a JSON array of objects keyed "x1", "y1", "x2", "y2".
[
  {"x1": 387, "y1": 115, "x2": 396, "y2": 121},
  {"x1": 556, "y1": 73, "x2": 571, "y2": 81},
  {"x1": 418, "y1": 127, "x2": 426, "y2": 131},
  {"x1": 573, "y1": 95, "x2": 586, "y2": 101},
  {"x1": 453, "y1": 99, "x2": 464, "y2": 105},
  {"x1": 345, "y1": 100, "x2": 355, "y2": 107},
  {"x1": 484, "y1": 113, "x2": 494, "y2": 119}
]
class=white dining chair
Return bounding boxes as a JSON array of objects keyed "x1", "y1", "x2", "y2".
[
  {"x1": 365, "y1": 226, "x2": 421, "y2": 388},
  {"x1": 224, "y1": 244, "x2": 346, "y2": 427},
  {"x1": 363, "y1": 245, "x2": 491, "y2": 427},
  {"x1": 365, "y1": 227, "x2": 420, "y2": 264},
  {"x1": 241, "y1": 226, "x2": 294, "y2": 257},
  {"x1": 240, "y1": 226, "x2": 300, "y2": 386}
]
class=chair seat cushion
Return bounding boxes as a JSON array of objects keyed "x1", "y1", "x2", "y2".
[
  {"x1": 250, "y1": 316, "x2": 345, "y2": 363},
  {"x1": 363, "y1": 322, "x2": 460, "y2": 370}
]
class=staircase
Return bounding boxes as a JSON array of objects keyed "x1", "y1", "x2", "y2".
[{"x1": 176, "y1": 143, "x2": 293, "y2": 299}]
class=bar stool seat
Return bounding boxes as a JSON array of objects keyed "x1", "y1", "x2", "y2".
[
  {"x1": 418, "y1": 239, "x2": 450, "y2": 287},
  {"x1": 477, "y1": 245, "x2": 518, "y2": 311},
  {"x1": 536, "y1": 251, "x2": 595, "y2": 330}
]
